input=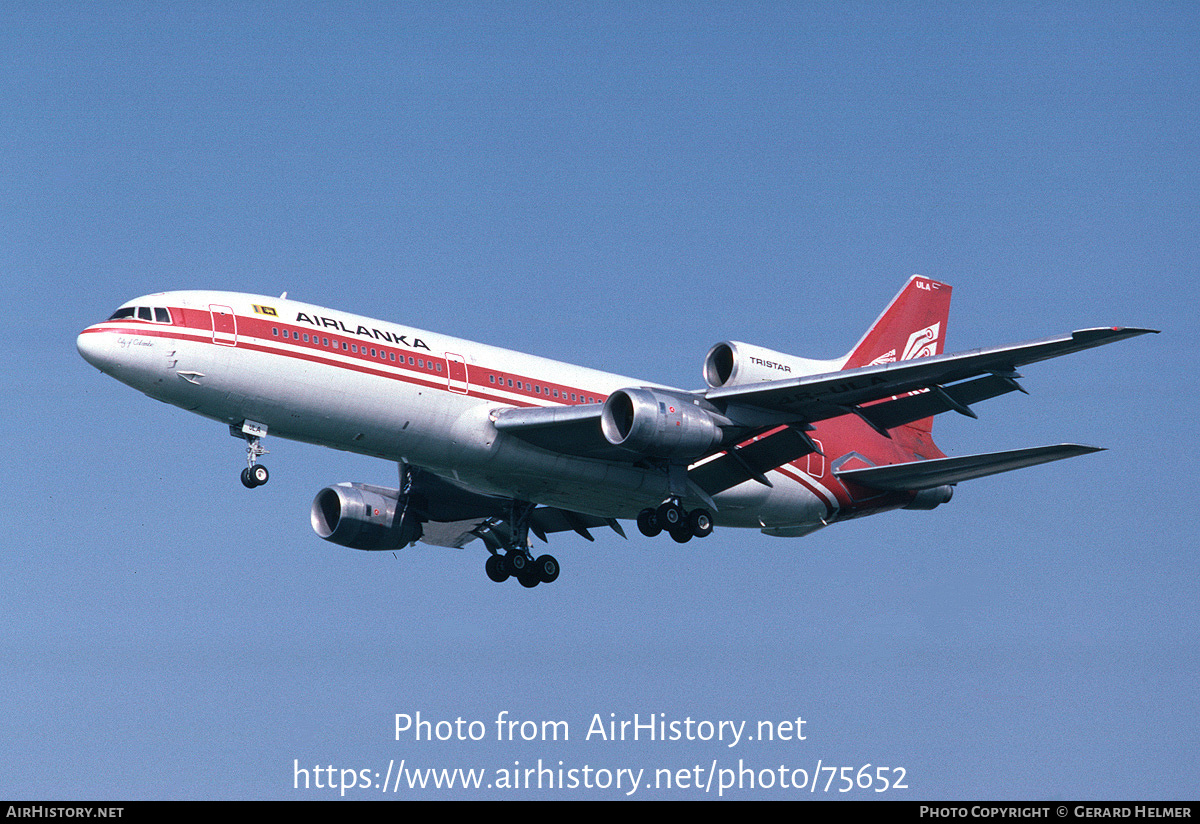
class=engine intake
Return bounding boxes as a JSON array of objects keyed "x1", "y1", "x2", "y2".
[{"x1": 600, "y1": 388, "x2": 723, "y2": 458}]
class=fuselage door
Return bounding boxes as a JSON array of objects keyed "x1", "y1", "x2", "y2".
[
  {"x1": 210, "y1": 305, "x2": 237, "y2": 346},
  {"x1": 446, "y1": 353, "x2": 468, "y2": 394}
]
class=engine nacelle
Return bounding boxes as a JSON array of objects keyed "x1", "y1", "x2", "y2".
[
  {"x1": 903, "y1": 485, "x2": 954, "y2": 510},
  {"x1": 600, "y1": 388, "x2": 724, "y2": 458},
  {"x1": 310, "y1": 483, "x2": 421, "y2": 550},
  {"x1": 703, "y1": 340, "x2": 842, "y2": 388}
]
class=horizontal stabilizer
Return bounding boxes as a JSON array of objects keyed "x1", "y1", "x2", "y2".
[{"x1": 834, "y1": 444, "x2": 1104, "y2": 491}]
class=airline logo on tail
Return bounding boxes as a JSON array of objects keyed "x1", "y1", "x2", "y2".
[
  {"x1": 864, "y1": 321, "x2": 941, "y2": 366},
  {"x1": 902, "y1": 322, "x2": 941, "y2": 361}
]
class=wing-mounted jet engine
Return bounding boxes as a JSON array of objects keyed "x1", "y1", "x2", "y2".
[
  {"x1": 599, "y1": 388, "x2": 726, "y2": 458},
  {"x1": 310, "y1": 482, "x2": 422, "y2": 551}
]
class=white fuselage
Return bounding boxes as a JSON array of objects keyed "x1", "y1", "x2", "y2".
[{"x1": 77, "y1": 291, "x2": 833, "y2": 531}]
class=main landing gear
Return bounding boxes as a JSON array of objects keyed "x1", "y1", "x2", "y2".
[
  {"x1": 481, "y1": 500, "x2": 560, "y2": 588},
  {"x1": 636, "y1": 499, "x2": 714, "y2": 544},
  {"x1": 485, "y1": 550, "x2": 560, "y2": 588},
  {"x1": 233, "y1": 420, "x2": 270, "y2": 488}
]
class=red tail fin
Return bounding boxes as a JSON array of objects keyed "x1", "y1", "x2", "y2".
[
  {"x1": 843, "y1": 276, "x2": 952, "y2": 441},
  {"x1": 842, "y1": 276, "x2": 952, "y2": 369}
]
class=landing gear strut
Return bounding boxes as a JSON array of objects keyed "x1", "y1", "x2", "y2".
[
  {"x1": 637, "y1": 499, "x2": 714, "y2": 543},
  {"x1": 233, "y1": 420, "x2": 270, "y2": 488},
  {"x1": 481, "y1": 500, "x2": 561, "y2": 588}
]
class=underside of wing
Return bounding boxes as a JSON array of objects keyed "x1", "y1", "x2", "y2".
[
  {"x1": 492, "y1": 403, "x2": 627, "y2": 460},
  {"x1": 421, "y1": 507, "x2": 625, "y2": 550},
  {"x1": 400, "y1": 466, "x2": 627, "y2": 548},
  {"x1": 688, "y1": 425, "x2": 817, "y2": 495}
]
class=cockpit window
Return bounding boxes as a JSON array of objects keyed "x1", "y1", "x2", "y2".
[{"x1": 107, "y1": 306, "x2": 173, "y2": 323}]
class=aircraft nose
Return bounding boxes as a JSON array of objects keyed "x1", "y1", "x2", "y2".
[{"x1": 77, "y1": 327, "x2": 116, "y2": 373}]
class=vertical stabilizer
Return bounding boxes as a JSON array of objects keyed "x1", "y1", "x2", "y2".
[
  {"x1": 842, "y1": 276, "x2": 952, "y2": 440},
  {"x1": 842, "y1": 276, "x2": 952, "y2": 370}
]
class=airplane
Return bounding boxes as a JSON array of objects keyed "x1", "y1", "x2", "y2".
[{"x1": 77, "y1": 277, "x2": 1155, "y2": 587}]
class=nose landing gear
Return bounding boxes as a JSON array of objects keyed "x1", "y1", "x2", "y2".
[{"x1": 233, "y1": 420, "x2": 270, "y2": 488}]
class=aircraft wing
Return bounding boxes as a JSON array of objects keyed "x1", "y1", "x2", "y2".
[
  {"x1": 491, "y1": 327, "x2": 1155, "y2": 499},
  {"x1": 704, "y1": 327, "x2": 1157, "y2": 425},
  {"x1": 492, "y1": 403, "x2": 620, "y2": 460}
]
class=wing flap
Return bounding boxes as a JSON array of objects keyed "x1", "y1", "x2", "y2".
[
  {"x1": 688, "y1": 425, "x2": 818, "y2": 495},
  {"x1": 834, "y1": 443, "x2": 1103, "y2": 491},
  {"x1": 420, "y1": 506, "x2": 625, "y2": 550},
  {"x1": 858, "y1": 372, "x2": 1024, "y2": 431}
]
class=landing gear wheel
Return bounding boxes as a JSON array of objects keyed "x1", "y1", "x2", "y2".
[
  {"x1": 517, "y1": 571, "x2": 541, "y2": 588},
  {"x1": 687, "y1": 508, "x2": 713, "y2": 538},
  {"x1": 669, "y1": 526, "x2": 693, "y2": 544},
  {"x1": 241, "y1": 464, "x2": 269, "y2": 488},
  {"x1": 506, "y1": 551, "x2": 529, "y2": 576},
  {"x1": 533, "y1": 554, "x2": 559, "y2": 583},
  {"x1": 656, "y1": 501, "x2": 684, "y2": 530},
  {"x1": 637, "y1": 508, "x2": 661, "y2": 537},
  {"x1": 485, "y1": 554, "x2": 510, "y2": 583}
]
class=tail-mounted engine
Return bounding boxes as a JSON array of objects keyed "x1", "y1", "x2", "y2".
[
  {"x1": 600, "y1": 388, "x2": 724, "y2": 459},
  {"x1": 310, "y1": 482, "x2": 422, "y2": 550},
  {"x1": 704, "y1": 340, "x2": 842, "y2": 388},
  {"x1": 903, "y1": 485, "x2": 954, "y2": 510}
]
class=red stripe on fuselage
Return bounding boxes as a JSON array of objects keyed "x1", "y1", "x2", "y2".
[{"x1": 82, "y1": 308, "x2": 609, "y2": 410}]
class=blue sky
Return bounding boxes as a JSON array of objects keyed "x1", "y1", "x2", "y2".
[{"x1": 3, "y1": 2, "x2": 1196, "y2": 799}]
